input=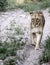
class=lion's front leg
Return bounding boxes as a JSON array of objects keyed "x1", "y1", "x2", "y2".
[
  {"x1": 35, "y1": 33, "x2": 42, "y2": 50},
  {"x1": 31, "y1": 33, "x2": 36, "y2": 46}
]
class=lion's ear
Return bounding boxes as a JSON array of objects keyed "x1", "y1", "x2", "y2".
[{"x1": 30, "y1": 11, "x2": 33, "y2": 16}]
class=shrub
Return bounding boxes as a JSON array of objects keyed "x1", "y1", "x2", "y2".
[
  {"x1": 16, "y1": 0, "x2": 50, "y2": 12},
  {"x1": 0, "y1": 0, "x2": 8, "y2": 11},
  {"x1": 0, "y1": 21, "x2": 26, "y2": 62},
  {"x1": 0, "y1": 38, "x2": 25, "y2": 60},
  {"x1": 39, "y1": 37, "x2": 50, "y2": 64},
  {"x1": 4, "y1": 57, "x2": 17, "y2": 65},
  {"x1": 6, "y1": 0, "x2": 50, "y2": 11},
  {"x1": 40, "y1": 0, "x2": 50, "y2": 9}
]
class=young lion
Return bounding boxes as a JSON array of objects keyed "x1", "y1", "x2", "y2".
[{"x1": 30, "y1": 11, "x2": 45, "y2": 50}]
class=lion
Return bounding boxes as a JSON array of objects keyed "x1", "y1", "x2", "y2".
[{"x1": 30, "y1": 11, "x2": 45, "y2": 50}]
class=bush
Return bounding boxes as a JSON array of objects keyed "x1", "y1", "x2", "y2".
[
  {"x1": 40, "y1": 0, "x2": 50, "y2": 9},
  {"x1": 6, "y1": 0, "x2": 50, "y2": 11},
  {"x1": 4, "y1": 57, "x2": 17, "y2": 65},
  {"x1": 0, "y1": 21, "x2": 26, "y2": 62},
  {"x1": 0, "y1": 0, "x2": 8, "y2": 11},
  {"x1": 39, "y1": 37, "x2": 50, "y2": 64},
  {"x1": 16, "y1": 0, "x2": 50, "y2": 12},
  {"x1": 0, "y1": 39, "x2": 25, "y2": 60}
]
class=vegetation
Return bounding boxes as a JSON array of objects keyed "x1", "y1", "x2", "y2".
[
  {"x1": 0, "y1": 0, "x2": 8, "y2": 11},
  {"x1": 0, "y1": 21, "x2": 26, "y2": 65},
  {"x1": 7, "y1": 0, "x2": 50, "y2": 11},
  {"x1": 0, "y1": 0, "x2": 50, "y2": 11},
  {"x1": 16, "y1": 0, "x2": 50, "y2": 12},
  {"x1": 4, "y1": 56, "x2": 18, "y2": 65},
  {"x1": 39, "y1": 37, "x2": 50, "y2": 64}
]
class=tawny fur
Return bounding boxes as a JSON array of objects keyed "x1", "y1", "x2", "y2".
[{"x1": 30, "y1": 11, "x2": 45, "y2": 50}]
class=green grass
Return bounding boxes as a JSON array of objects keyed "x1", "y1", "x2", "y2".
[
  {"x1": 0, "y1": 21, "x2": 26, "y2": 60},
  {"x1": 39, "y1": 37, "x2": 50, "y2": 64},
  {"x1": 4, "y1": 57, "x2": 17, "y2": 65},
  {"x1": 7, "y1": 0, "x2": 50, "y2": 12},
  {"x1": 7, "y1": 0, "x2": 17, "y2": 9},
  {"x1": 0, "y1": 40, "x2": 25, "y2": 60},
  {"x1": 16, "y1": 3, "x2": 40, "y2": 11},
  {"x1": 0, "y1": 0, "x2": 50, "y2": 11},
  {"x1": 0, "y1": 21, "x2": 26, "y2": 65},
  {"x1": 0, "y1": 0, "x2": 8, "y2": 11}
]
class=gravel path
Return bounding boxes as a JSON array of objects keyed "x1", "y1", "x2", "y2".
[{"x1": 0, "y1": 8, "x2": 50, "y2": 65}]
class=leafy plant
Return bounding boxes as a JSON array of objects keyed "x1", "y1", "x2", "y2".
[
  {"x1": 0, "y1": 21, "x2": 26, "y2": 65},
  {"x1": 16, "y1": 0, "x2": 50, "y2": 12},
  {"x1": 4, "y1": 57, "x2": 17, "y2": 65},
  {"x1": 7, "y1": 0, "x2": 50, "y2": 11},
  {"x1": 39, "y1": 37, "x2": 50, "y2": 64},
  {"x1": 40, "y1": 0, "x2": 50, "y2": 9},
  {"x1": 0, "y1": 0, "x2": 8, "y2": 11}
]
